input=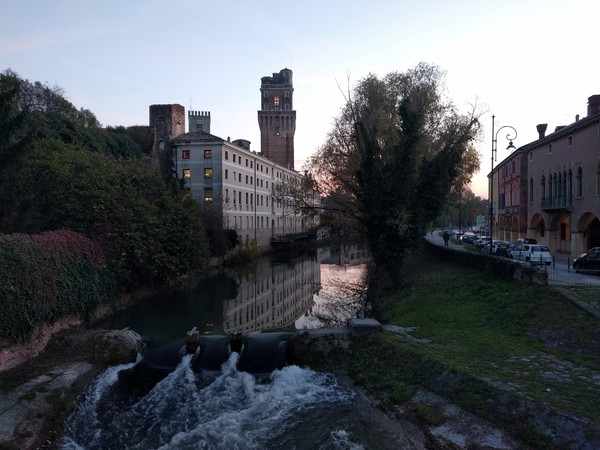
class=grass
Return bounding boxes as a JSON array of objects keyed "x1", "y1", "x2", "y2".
[{"x1": 349, "y1": 246, "x2": 600, "y2": 447}]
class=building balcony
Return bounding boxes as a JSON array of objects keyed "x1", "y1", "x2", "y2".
[
  {"x1": 498, "y1": 205, "x2": 520, "y2": 215},
  {"x1": 541, "y1": 197, "x2": 572, "y2": 212}
]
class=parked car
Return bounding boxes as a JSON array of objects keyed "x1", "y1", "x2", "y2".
[
  {"x1": 517, "y1": 237, "x2": 538, "y2": 245},
  {"x1": 573, "y1": 251, "x2": 600, "y2": 274},
  {"x1": 461, "y1": 232, "x2": 477, "y2": 245},
  {"x1": 510, "y1": 244, "x2": 552, "y2": 265},
  {"x1": 490, "y1": 240, "x2": 509, "y2": 255},
  {"x1": 578, "y1": 247, "x2": 600, "y2": 258},
  {"x1": 504, "y1": 242, "x2": 519, "y2": 258},
  {"x1": 476, "y1": 237, "x2": 492, "y2": 248}
]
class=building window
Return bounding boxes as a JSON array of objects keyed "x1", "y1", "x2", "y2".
[
  {"x1": 233, "y1": 190, "x2": 236, "y2": 204},
  {"x1": 204, "y1": 149, "x2": 213, "y2": 158},
  {"x1": 596, "y1": 163, "x2": 600, "y2": 195},
  {"x1": 204, "y1": 188, "x2": 213, "y2": 202},
  {"x1": 263, "y1": 104, "x2": 269, "y2": 111},
  {"x1": 204, "y1": 168, "x2": 213, "y2": 178},
  {"x1": 529, "y1": 152, "x2": 533, "y2": 161},
  {"x1": 548, "y1": 143, "x2": 552, "y2": 154},
  {"x1": 576, "y1": 167, "x2": 583, "y2": 197},
  {"x1": 275, "y1": 126, "x2": 280, "y2": 136},
  {"x1": 567, "y1": 136, "x2": 573, "y2": 147},
  {"x1": 284, "y1": 104, "x2": 290, "y2": 111},
  {"x1": 273, "y1": 96, "x2": 280, "y2": 107},
  {"x1": 238, "y1": 173, "x2": 242, "y2": 182},
  {"x1": 239, "y1": 191, "x2": 242, "y2": 204},
  {"x1": 182, "y1": 150, "x2": 190, "y2": 159},
  {"x1": 541, "y1": 176, "x2": 545, "y2": 202},
  {"x1": 225, "y1": 169, "x2": 228, "y2": 179},
  {"x1": 263, "y1": 91, "x2": 269, "y2": 98},
  {"x1": 225, "y1": 189, "x2": 229, "y2": 203},
  {"x1": 233, "y1": 154, "x2": 236, "y2": 163},
  {"x1": 182, "y1": 169, "x2": 191, "y2": 190},
  {"x1": 246, "y1": 175, "x2": 249, "y2": 184},
  {"x1": 529, "y1": 178, "x2": 534, "y2": 202},
  {"x1": 246, "y1": 159, "x2": 248, "y2": 167},
  {"x1": 284, "y1": 90, "x2": 290, "y2": 98},
  {"x1": 225, "y1": 151, "x2": 229, "y2": 160}
]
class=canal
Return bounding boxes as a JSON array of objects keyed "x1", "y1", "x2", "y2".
[{"x1": 59, "y1": 244, "x2": 420, "y2": 449}]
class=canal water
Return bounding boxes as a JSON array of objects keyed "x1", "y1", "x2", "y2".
[{"x1": 59, "y1": 245, "x2": 418, "y2": 449}]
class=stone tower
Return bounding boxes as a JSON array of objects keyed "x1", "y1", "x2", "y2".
[
  {"x1": 188, "y1": 110, "x2": 211, "y2": 133},
  {"x1": 149, "y1": 104, "x2": 185, "y2": 169},
  {"x1": 258, "y1": 68, "x2": 296, "y2": 169}
]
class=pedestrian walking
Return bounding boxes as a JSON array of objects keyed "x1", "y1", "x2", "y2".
[{"x1": 443, "y1": 231, "x2": 450, "y2": 246}]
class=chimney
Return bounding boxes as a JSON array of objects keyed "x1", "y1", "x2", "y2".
[
  {"x1": 588, "y1": 95, "x2": 600, "y2": 117},
  {"x1": 536, "y1": 123, "x2": 548, "y2": 140}
]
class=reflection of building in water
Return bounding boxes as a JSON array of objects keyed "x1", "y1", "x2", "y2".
[
  {"x1": 223, "y1": 251, "x2": 321, "y2": 333},
  {"x1": 321, "y1": 243, "x2": 369, "y2": 266}
]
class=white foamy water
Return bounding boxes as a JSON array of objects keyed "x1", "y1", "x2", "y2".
[{"x1": 60, "y1": 353, "x2": 357, "y2": 450}]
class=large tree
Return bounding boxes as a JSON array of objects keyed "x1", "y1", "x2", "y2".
[{"x1": 308, "y1": 63, "x2": 481, "y2": 298}]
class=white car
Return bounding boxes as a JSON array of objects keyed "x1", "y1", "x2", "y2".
[{"x1": 510, "y1": 244, "x2": 552, "y2": 265}]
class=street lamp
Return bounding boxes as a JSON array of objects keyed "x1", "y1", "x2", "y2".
[{"x1": 489, "y1": 115, "x2": 517, "y2": 256}]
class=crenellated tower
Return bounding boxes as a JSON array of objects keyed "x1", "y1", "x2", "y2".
[
  {"x1": 258, "y1": 68, "x2": 296, "y2": 169},
  {"x1": 188, "y1": 110, "x2": 211, "y2": 133}
]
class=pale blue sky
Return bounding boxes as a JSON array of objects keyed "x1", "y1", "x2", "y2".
[{"x1": 1, "y1": 0, "x2": 598, "y2": 197}]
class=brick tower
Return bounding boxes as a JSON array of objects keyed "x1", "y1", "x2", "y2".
[{"x1": 258, "y1": 68, "x2": 296, "y2": 169}]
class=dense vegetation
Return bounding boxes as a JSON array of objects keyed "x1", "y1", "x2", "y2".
[{"x1": 0, "y1": 70, "x2": 210, "y2": 341}]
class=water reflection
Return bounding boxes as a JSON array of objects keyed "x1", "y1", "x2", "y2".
[{"x1": 99, "y1": 244, "x2": 369, "y2": 348}]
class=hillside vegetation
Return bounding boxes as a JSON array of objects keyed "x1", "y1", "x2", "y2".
[{"x1": 0, "y1": 70, "x2": 210, "y2": 341}]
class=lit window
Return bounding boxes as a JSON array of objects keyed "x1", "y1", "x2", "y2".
[
  {"x1": 182, "y1": 150, "x2": 190, "y2": 159},
  {"x1": 204, "y1": 188, "x2": 213, "y2": 202},
  {"x1": 275, "y1": 126, "x2": 280, "y2": 136},
  {"x1": 183, "y1": 169, "x2": 191, "y2": 179},
  {"x1": 273, "y1": 96, "x2": 280, "y2": 107},
  {"x1": 204, "y1": 149, "x2": 213, "y2": 158},
  {"x1": 204, "y1": 168, "x2": 213, "y2": 178}
]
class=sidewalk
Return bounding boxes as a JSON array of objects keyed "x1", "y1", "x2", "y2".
[{"x1": 425, "y1": 230, "x2": 466, "y2": 251}]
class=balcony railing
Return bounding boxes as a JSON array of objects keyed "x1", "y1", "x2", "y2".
[
  {"x1": 498, "y1": 205, "x2": 520, "y2": 215},
  {"x1": 541, "y1": 197, "x2": 572, "y2": 211}
]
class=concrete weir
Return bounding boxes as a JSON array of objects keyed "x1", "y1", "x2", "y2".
[{"x1": 137, "y1": 319, "x2": 384, "y2": 377}]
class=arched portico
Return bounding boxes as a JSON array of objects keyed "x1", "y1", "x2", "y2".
[
  {"x1": 529, "y1": 213, "x2": 546, "y2": 246},
  {"x1": 548, "y1": 212, "x2": 571, "y2": 255},
  {"x1": 575, "y1": 213, "x2": 600, "y2": 255}
]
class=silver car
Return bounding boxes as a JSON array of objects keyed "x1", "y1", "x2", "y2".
[{"x1": 510, "y1": 244, "x2": 552, "y2": 265}]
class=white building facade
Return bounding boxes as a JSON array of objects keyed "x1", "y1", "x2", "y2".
[{"x1": 170, "y1": 126, "x2": 314, "y2": 249}]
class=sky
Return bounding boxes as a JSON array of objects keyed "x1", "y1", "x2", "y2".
[{"x1": 1, "y1": 0, "x2": 598, "y2": 198}]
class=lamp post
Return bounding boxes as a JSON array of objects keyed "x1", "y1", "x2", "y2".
[{"x1": 489, "y1": 115, "x2": 517, "y2": 256}]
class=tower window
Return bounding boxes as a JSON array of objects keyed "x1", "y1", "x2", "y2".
[
  {"x1": 275, "y1": 126, "x2": 280, "y2": 136},
  {"x1": 284, "y1": 104, "x2": 290, "y2": 111},
  {"x1": 284, "y1": 90, "x2": 290, "y2": 98},
  {"x1": 273, "y1": 96, "x2": 280, "y2": 108}
]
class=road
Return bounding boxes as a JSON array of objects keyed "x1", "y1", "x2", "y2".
[{"x1": 426, "y1": 230, "x2": 600, "y2": 286}]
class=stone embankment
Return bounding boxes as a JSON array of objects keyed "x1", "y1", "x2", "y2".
[{"x1": 0, "y1": 327, "x2": 144, "y2": 449}]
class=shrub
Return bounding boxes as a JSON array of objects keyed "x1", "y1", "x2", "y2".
[{"x1": 0, "y1": 231, "x2": 117, "y2": 341}]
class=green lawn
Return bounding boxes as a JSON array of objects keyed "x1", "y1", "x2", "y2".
[{"x1": 349, "y1": 247, "x2": 600, "y2": 447}]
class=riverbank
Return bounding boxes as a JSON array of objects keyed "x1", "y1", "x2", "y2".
[
  {"x1": 1, "y1": 243, "x2": 599, "y2": 449},
  {"x1": 349, "y1": 249, "x2": 600, "y2": 449}
]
